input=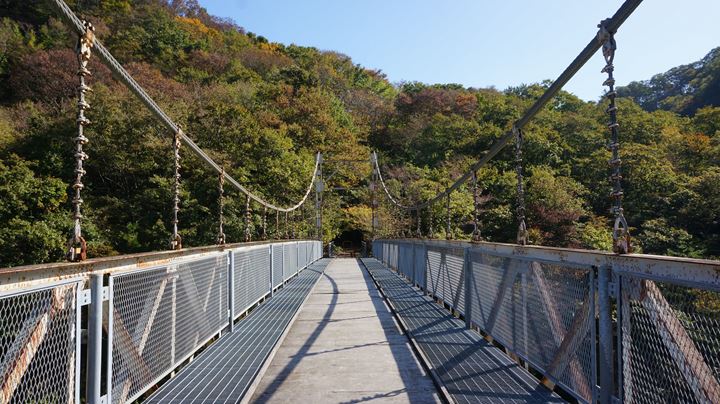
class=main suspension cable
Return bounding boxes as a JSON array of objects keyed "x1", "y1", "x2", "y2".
[
  {"x1": 371, "y1": 0, "x2": 643, "y2": 213},
  {"x1": 50, "y1": 0, "x2": 318, "y2": 214}
]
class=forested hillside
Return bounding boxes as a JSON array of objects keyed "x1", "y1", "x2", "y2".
[
  {"x1": 1, "y1": 0, "x2": 719, "y2": 267},
  {"x1": 617, "y1": 47, "x2": 720, "y2": 115}
]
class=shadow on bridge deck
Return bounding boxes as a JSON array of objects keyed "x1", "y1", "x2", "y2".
[
  {"x1": 361, "y1": 258, "x2": 565, "y2": 404},
  {"x1": 146, "y1": 259, "x2": 329, "y2": 403},
  {"x1": 251, "y1": 258, "x2": 441, "y2": 403}
]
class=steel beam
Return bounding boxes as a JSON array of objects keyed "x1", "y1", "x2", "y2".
[{"x1": 86, "y1": 275, "x2": 103, "y2": 404}]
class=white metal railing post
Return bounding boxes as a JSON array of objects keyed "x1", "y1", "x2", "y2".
[
  {"x1": 87, "y1": 274, "x2": 103, "y2": 404},
  {"x1": 521, "y1": 271, "x2": 528, "y2": 360},
  {"x1": 105, "y1": 276, "x2": 114, "y2": 404},
  {"x1": 421, "y1": 243, "x2": 428, "y2": 293},
  {"x1": 74, "y1": 283, "x2": 82, "y2": 404},
  {"x1": 170, "y1": 266, "x2": 177, "y2": 363},
  {"x1": 228, "y1": 250, "x2": 235, "y2": 332},
  {"x1": 589, "y1": 267, "x2": 598, "y2": 403},
  {"x1": 412, "y1": 243, "x2": 417, "y2": 285},
  {"x1": 615, "y1": 270, "x2": 624, "y2": 403},
  {"x1": 269, "y1": 244, "x2": 274, "y2": 296},
  {"x1": 598, "y1": 265, "x2": 614, "y2": 403}
]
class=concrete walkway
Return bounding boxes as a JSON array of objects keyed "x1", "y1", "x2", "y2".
[{"x1": 250, "y1": 258, "x2": 441, "y2": 403}]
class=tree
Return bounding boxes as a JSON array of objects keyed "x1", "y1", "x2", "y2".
[
  {"x1": 0, "y1": 155, "x2": 68, "y2": 266},
  {"x1": 638, "y1": 218, "x2": 704, "y2": 258},
  {"x1": 525, "y1": 166, "x2": 587, "y2": 246}
]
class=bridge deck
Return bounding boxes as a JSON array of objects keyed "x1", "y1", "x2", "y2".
[
  {"x1": 146, "y1": 257, "x2": 566, "y2": 403},
  {"x1": 361, "y1": 258, "x2": 564, "y2": 404},
  {"x1": 250, "y1": 258, "x2": 441, "y2": 403},
  {"x1": 146, "y1": 259, "x2": 329, "y2": 403}
]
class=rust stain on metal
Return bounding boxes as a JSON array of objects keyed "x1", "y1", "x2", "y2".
[{"x1": 137, "y1": 258, "x2": 171, "y2": 269}]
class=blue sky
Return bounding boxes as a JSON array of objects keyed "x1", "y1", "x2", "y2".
[{"x1": 199, "y1": 0, "x2": 720, "y2": 101}]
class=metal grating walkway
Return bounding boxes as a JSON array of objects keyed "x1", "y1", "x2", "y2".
[
  {"x1": 250, "y1": 258, "x2": 441, "y2": 403},
  {"x1": 361, "y1": 258, "x2": 565, "y2": 404},
  {"x1": 146, "y1": 259, "x2": 329, "y2": 403}
]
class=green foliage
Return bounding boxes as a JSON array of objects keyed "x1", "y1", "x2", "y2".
[
  {"x1": 1, "y1": 1, "x2": 720, "y2": 267},
  {"x1": 525, "y1": 166, "x2": 587, "y2": 246},
  {"x1": 577, "y1": 217, "x2": 613, "y2": 252},
  {"x1": 0, "y1": 155, "x2": 68, "y2": 266},
  {"x1": 693, "y1": 106, "x2": 720, "y2": 136},
  {"x1": 638, "y1": 218, "x2": 704, "y2": 258},
  {"x1": 617, "y1": 47, "x2": 720, "y2": 115}
]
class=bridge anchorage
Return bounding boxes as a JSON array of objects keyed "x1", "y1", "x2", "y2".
[{"x1": 2, "y1": 0, "x2": 719, "y2": 403}]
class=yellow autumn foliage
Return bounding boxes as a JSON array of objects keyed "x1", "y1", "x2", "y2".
[{"x1": 175, "y1": 16, "x2": 222, "y2": 43}]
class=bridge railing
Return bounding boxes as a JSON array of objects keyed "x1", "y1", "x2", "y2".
[
  {"x1": 372, "y1": 239, "x2": 720, "y2": 404},
  {"x1": 0, "y1": 239, "x2": 322, "y2": 404},
  {"x1": 0, "y1": 279, "x2": 82, "y2": 404}
]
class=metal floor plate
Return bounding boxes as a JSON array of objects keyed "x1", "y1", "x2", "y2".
[
  {"x1": 146, "y1": 259, "x2": 329, "y2": 404},
  {"x1": 361, "y1": 258, "x2": 565, "y2": 404}
]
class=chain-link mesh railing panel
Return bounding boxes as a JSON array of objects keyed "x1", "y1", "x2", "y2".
[
  {"x1": 272, "y1": 245, "x2": 283, "y2": 288},
  {"x1": 299, "y1": 242, "x2": 305, "y2": 270},
  {"x1": 427, "y1": 248, "x2": 441, "y2": 296},
  {"x1": 426, "y1": 245, "x2": 465, "y2": 314},
  {"x1": 0, "y1": 282, "x2": 80, "y2": 404},
  {"x1": 233, "y1": 247, "x2": 270, "y2": 315},
  {"x1": 175, "y1": 255, "x2": 228, "y2": 362},
  {"x1": 466, "y1": 251, "x2": 508, "y2": 332},
  {"x1": 282, "y1": 244, "x2": 291, "y2": 281},
  {"x1": 300, "y1": 242, "x2": 308, "y2": 269},
  {"x1": 467, "y1": 251, "x2": 594, "y2": 402},
  {"x1": 525, "y1": 261, "x2": 594, "y2": 402},
  {"x1": 110, "y1": 254, "x2": 227, "y2": 404},
  {"x1": 396, "y1": 243, "x2": 409, "y2": 279},
  {"x1": 307, "y1": 242, "x2": 312, "y2": 264},
  {"x1": 405, "y1": 244, "x2": 415, "y2": 280},
  {"x1": 385, "y1": 243, "x2": 397, "y2": 270},
  {"x1": 413, "y1": 244, "x2": 427, "y2": 289},
  {"x1": 394, "y1": 243, "x2": 398, "y2": 268},
  {"x1": 621, "y1": 277, "x2": 720, "y2": 404},
  {"x1": 290, "y1": 243, "x2": 298, "y2": 274}
]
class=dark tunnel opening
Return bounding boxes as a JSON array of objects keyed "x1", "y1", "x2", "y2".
[{"x1": 332, "y1": 229, "x2": 364, "y2": 256}]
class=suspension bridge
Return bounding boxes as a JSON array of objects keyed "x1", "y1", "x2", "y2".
[{"x1": 2, "y1": 0, "x2": 720, "y2": 403}]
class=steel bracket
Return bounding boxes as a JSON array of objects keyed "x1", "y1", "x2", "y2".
[
  {"x1": 79, "y1": 288, "x2": 92, "y2": 306},
  {"x1": 80, "y1": 286, "x2": 109, "y2": 305},
  {"x1": 607, "y1": 281, "x2": 617, "y2": 298}
]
